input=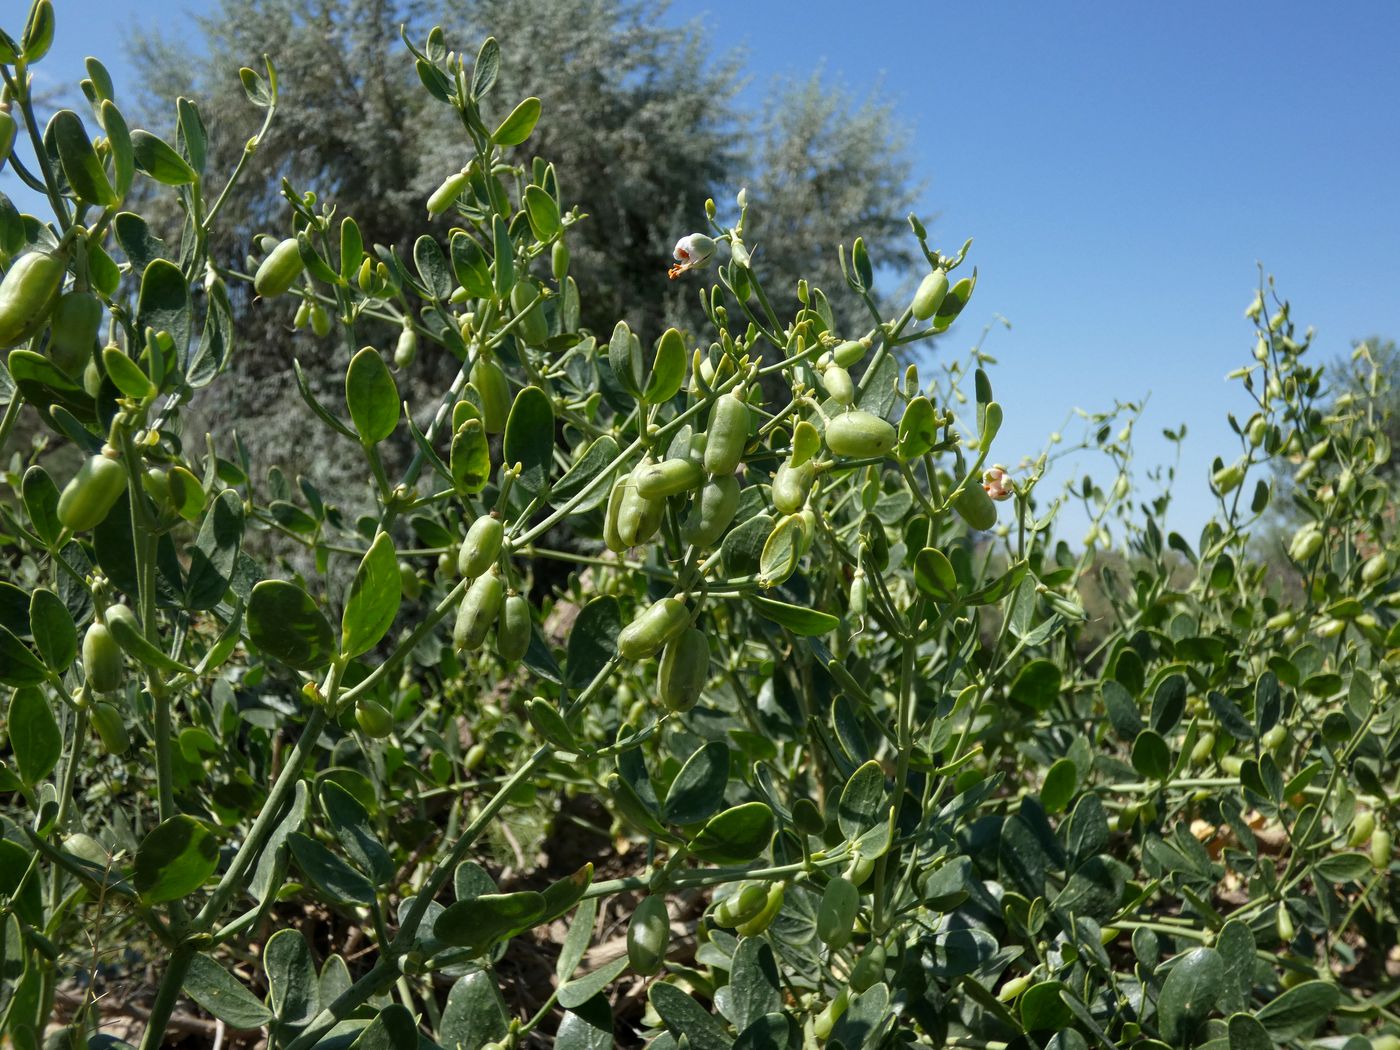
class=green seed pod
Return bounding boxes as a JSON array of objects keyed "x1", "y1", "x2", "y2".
[
  {"x1": 90, "y1": 701, "x2": 129, "y2": 755},
  {"x1": 471, "y1": 355, "x2": 511, "y2": 434},
  {"x1": 812, "y1": 989, "x2": 849, "y2": 1041},
  {"x1": 1362, "y1": 552, "x2": 1391, "y2": 586},
  {"x1": 1189, "y1": 731, "x2": 1215, "y2": 766},
  {"x1": 551, "y1": 240, "x2": 570, "y2": 281},
  {"x1": 0, "y1": 249, "x2": 67, "y2": 347},
  {"x1": 1372, "y1": 827, "x2": 1392, "y2": 871},
  {"x1": 427, "y1": 169, "x2": 469, "y2": 215},
  {"x1": 849, "y1": 569, "x2": 868, "y2": 620},
  {"x1": 1288, "y1": 526, "x2": 1323, "y2": 562},
  {"x1": 1348, "y1": 811, "x2": 1376, "y2": 848},
  {"x1": 1265, "y1": 610, "x2": 1295, "y2": 630},
  {"x1": 253, "y1": 238, "x2": 304, "y2": 298},
  {"x1": 681, "y1": 474, "x2": 741, "y2": 549},
  {"x1": 845, "y1": 853, "x2": 875, "y2": 888},
  {"x1": 1247, "y1": 415, "x2": 1267, "y2": 447},
  {"x1": 635, "y1": 456, "x2": 704, "y2": 500},
  {"x1": 399, "y1": 561, "x2": 422, "y2": 601},
  {"x1": 394, "y1": 322, "x2": 418, "y2": 368},
  {"x1": 832, "y1": 338, "x2": 869, "y2": 368},
  {"x1": 734, "y1": 881, "x2": 785, "y2": 938},
  {"x1": 293, "y1": 299, "x2": 310, "y2": 329},
  {"x1": 627, "y1": 896, "x2": 670, "y2": 976},
  {"x1": 911, "y1": 269, "x2": 950, "y2": 320},
  {"x1": 617, "y1": 469, "x2": 663, "y2": 548},
  {"x1": 658, "y1": 627, "x2": 709, "y2": 713},
  {"x1": 1262, "y1": 724, "x2": 1287, "y2": 751},
  {"x1": 310, "y1": 302, "x2": 332, "y2": 338},
  {"x1": 83, "y1": 622, "x2": 124, "y2": 693},
  {"x1": 355, "y1": 698, "x2": 394, "y2": 739},
  {"x1": 1275, "y1": 903, "x2": 1295, "y2": 943},
  {"x1": 997, "y1": 974, "x2": 1033, "y2": 1003},
  {"x1": 63, "y1": 832, "x2": 109, "y2": 867},
  {"x1": 848, "y1": 943, "x2": 886, "y2": 993},
  {"x1": 47, "y1": 290, "x2": 103, "y2": 376},
  {"x1": 952, "y1": 480, "x2": 997, "y2": 531},
  {"x1": 618, "y1": 597, "x2": 689, "y2": 661},
  {"x1": 496, "y1": 594, "x2": 531, "y2": 663},
  {"x1": 771, "y1": 458, "x2": 815, "y2": 515},
  {"x1": 510, "y1": 280, "x2": 549, "y2": 346},
  {"x1": 454, "y1": 571, "x2": 504, "y2": 652},
  {"x1": 458, "y1": 515, "x2": 503, "y2": 578},
  {"x1": 816, "y1": 876, "x2": 860, "y2": 950},
  {"x1": 714, "y1": 883, "x2": 768, "y2": 928},
  {"x1": 58, "y1": 452, "x2": 128, "y2": 532},
  {"x1": 825, "y1": 410, "x2": 897, "y2": 458},
  {"x1": 823, "y1": 365, "x2": 855, "y2": 405},
  {"x1": 703, "y1": 391, "x2": 750, "y2": 475},
  {"x1": 1213, "y1": 461, "x2": 1245, "y2": 493},
  {"x1": 603, "y1": 476, "x2": 629, "y2": 553}
]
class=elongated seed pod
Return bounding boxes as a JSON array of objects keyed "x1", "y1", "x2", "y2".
[
  {"x1": 658, "y1": 628, "x2": 709, "y2": 712},
  {"x1": 83, "y1": 622, "x2": 124, "y2": 693},
  {"x1": 0, "y1": 249, "x2": 68, "y2": 346},
  {"x1": 58, "y1": 452, "x2": 128, "y2": 532},
  {"x1": 618, "y1": 597, "x2": 689, "y2": 661},
  {"x1": 458, "y1": 515, "x2": 503, "y2": 578},
  {"x1": 253, "y1": 238, "x2": 304, "y2": 298},
  {"x1": 454, "y1": 571, "x2": 504, "y2": 652},
  {"x1": 703, "y1": 391, "x2": 750, "y2": 475}
]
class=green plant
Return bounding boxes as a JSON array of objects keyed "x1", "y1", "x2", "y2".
[{"x1": 1, "y1": 6, "x2": 1398, "y2": 1049}]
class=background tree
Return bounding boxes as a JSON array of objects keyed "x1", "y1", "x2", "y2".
[{"x1": 130, "y1": 0, "x2": 923, "y2": 475}]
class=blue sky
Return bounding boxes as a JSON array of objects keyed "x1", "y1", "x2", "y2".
[{"x1": 7, "y1": 1, "x2": 1399, "y2": 541}]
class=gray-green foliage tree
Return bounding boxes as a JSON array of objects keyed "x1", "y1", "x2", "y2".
[{"x1": 130, "y1": 0, "x2": 922, "y2": 462}]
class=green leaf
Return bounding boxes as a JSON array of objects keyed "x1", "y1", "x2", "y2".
[
  {"x1": 184, "y1": 489, "x2": 244, "y2": 611},
  {"x1": 552, "y1": 435, "x2": 619, "y2": 512},
  {"x1": 523, "y1": 184, "x2": 561, "y2": 241},
  {"x1": 1156, "y1": 947, "x2": 1223, "y2": 1045},
  {"x1": 748, "y1": 594, "x2": 838, "y2": 636},
  {"x1": 413, "y1": 234, "x2": 453, "y2": 300},
  {"x1": 661, "y1": 742, "x2": 730, "y2": 826},
  {"x1": 472, "y1": 37, "x2": 500, "y2": 97},
  {"x1": 320, "y1": 781, "x2": 394, "y2": 883},
  {"x1": 349, "y1": 1004, "x2": 418, "y2": 1049},
  {"x1": 913, "y1": 547, "x2": 959, "y2": 602},
  {"x1": 493, "y1": 96, "x2": 541, "y2": 146},
  {"x1": 288, "y1": 832, "x2": 375, "y2": 906},
  {"x1": 1039, "y1": 758, "x2": 1077, "y2": 814},
  {"x1": 434, "y1": 891, "x2": 547, "y2": 953},
  {"x1": 450, "y1": 231, "x2": 493, "y2": 299},
  {"x1": 1215, "y1": 919, "x2": 1255, "y2": 1014},
  {"x1": 1131, "y1": 728, "x2": 1172, "y2": 781},
  {"x1": 557, "y1": 956, "x2": 628, "y2": 1010},
  {"x1": 503, "y1": 385, "x2": 554, "y2": 494},
  {"x1": 648, "y1": 982, "x2": 733, "y2": 1050},
  {"x1": 130, "y1": 129, "x2": 198, "y2": 185},
  {"x1": 134, "y1": 815, "x2": 219, "y2": 903},
  {"x1": 28, "y1": 588, "x2": 75, "y2": 671},
  {"x1": 21, "y1": 466, "x2": 61, "y2": 547},
  {"x1": 341, "y1": 532, "x2": 401, "y2": 659},
  {"x1": 248, "y1": 580, "x2": 335, "y2": 672},
  {"x1": 643, "y1": 328, "x2": 686, "y2": 404},
  {"x1": 450, "y1": 416, "x2": 491, "y2": 494},
  {"x1": 137, "y1": 258, "x2": 192, "y2": 363},
  {"x1": 345, "y1": 347, "x2": 400, "y2": 444},
  {"x1": 566, "y1": 596, "x2": 621, "y2": 691},
  {"x1": 555, "y1": 996, "x2": 613, "y2": 1050},
  {"x1": 51, "y1": 109, "x2": 118, "y2": 207},
  {"x1": 182, "y1": 954, "x2": 273, "y2": 1029},
  {"x1": 1255, "y1": 980, "x2": 1339, "y2": 1039},
  {"x1": 729, "y1": 938, "x2": 783, "y2": 1032},
  {"x1": 556, "y1": 897, "x2": 598, "y2": 983},
  {"x1": 1312, "y1": 852, "x2": 1372, "y2": 883},
  {"x1": 1226, "y1": 1013, "x2": 1272, "y2": 1050},
  {"x1": 838, "y1": 760, "x2": 887, "y2": 840},
  {"x1": 264, "y1": 928, "x2": 320, "y2": 1026},
  {"x1": 9, "y1": 688, "x2": 61, "y2": 784},
  {"x1": 1010, "y1": 659, "x2": 1061, "y2": 711},
  {"x1": 688, "y1": 801, "x2": 775, "y2": 864},
  {"x1": 898, "y1": 396, "x2": 938, "y2": 459},
  {"x1": 1020, "y1": 980, "x2": 1073, "y2": 1032},
  {"x1": 440, "y1": 971, "x2": 509, "y2": 1049}
]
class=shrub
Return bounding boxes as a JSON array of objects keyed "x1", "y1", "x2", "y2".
[{"x1": 1, "y1": 4, "x2": 1396, "y2": 1048}]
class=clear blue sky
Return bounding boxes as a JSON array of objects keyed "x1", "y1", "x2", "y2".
[{"x1": 8, "y1": 1, "x2": 1399, "y2": 541}]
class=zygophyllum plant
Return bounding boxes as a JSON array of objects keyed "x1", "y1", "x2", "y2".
[{"x1": 1, "y1": 5, "x2": 1398, "y2": 1049}]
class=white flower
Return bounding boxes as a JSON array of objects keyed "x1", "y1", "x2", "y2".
[
  {"x1": 982, "y1": 464, "x2": 1013, "y2": 502},
  {"x1": 668, "y1": 233, "x2": 716, "y2": 279}
]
